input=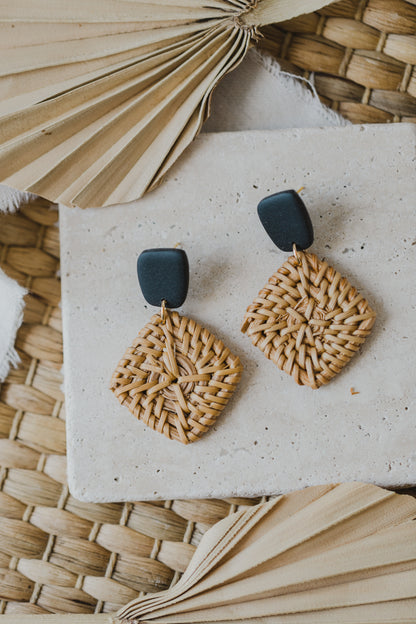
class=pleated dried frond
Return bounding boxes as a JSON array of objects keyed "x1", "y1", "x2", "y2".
[
  {"x1": 117, "y1": 483, "x2": 416, "y2": 622},
  {"x1": 0, "y1": 0, "x2": 337, "y2": 208},
  {"x1": 110, "y1": 310, "x2": 242, "y2": 444},
  {"x1": 242, "y1": 250, "x2": 376, "y2": 389}
]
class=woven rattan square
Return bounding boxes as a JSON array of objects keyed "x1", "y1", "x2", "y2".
[
  {"x1": 110, "y1": 310, "x2": 243, "y2": 444},
  {"x1": 242, "y1": 250, "x2": 376, "y2": 389}
]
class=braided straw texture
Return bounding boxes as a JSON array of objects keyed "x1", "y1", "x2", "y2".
[
  {"x1": 0, "y1": 0, "x2": 413, "y2": 613},
  {"x1": 260, "y1": 0, "x2": 416, "y2": 124},
  {"x1": 110, "y1": 310, "x2": 242, "y2": 445},
  {"x1": 242, "y1": 250, "x2": 376, "y2": 389}
]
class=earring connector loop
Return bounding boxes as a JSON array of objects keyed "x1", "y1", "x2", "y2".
[
  {"x1": 160, "y1": 299, "x2": 167, "y2": 322},
  {"x1": 293, "y1": 243, "x2": 301, "y2": 265}
]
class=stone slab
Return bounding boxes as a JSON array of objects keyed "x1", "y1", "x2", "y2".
[{"x1": 60, "y1": 124, "x2": 416, "y2": 502}]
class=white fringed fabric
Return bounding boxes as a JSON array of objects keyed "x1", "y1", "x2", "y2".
[{"x1": 0, "y1": 189, "x2": 28, "y2": 382}]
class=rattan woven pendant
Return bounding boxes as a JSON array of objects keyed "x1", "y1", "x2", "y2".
[
  {"x1": 242, "y1": 190, "x2": 376, "y2": 388},
  {"x1": 0, "y1": 0, "x2": 338, "y2": 209},
  {"x1": 116, "y1": 482, "x2": 416, "y2": 622},
  {"x1": 110, "y1": 249, "x2": 242, "y2": 444}
]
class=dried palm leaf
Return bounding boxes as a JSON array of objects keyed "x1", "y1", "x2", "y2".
[
  {"x1": 115, "y1": 483, "x2": 416, "y2": 623},
  {"x1": 0, "y1": 484, "x2": 415, "y2": 623},
  {"x1": 0, "y1": 0, "x2": 338, "y2": 208}
]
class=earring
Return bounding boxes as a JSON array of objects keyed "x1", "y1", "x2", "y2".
[
  {"x1": 242, "y1": 190, "x2": 376, "y2": 389},
  {"x1": 110, "y1": 248, "x2": 243, "y2": 444}
]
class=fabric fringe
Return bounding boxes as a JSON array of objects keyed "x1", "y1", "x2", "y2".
[
  {"x1": 252, "y1": 49, "x2": 349, "y2": 127},
  {"x1": 0, "y1": 184, "x2": 37, "y2": 213},
  {"x1": 0, "y1": 185, "x2": 31, "y2": 382},
  {"x1": 0, "y1": 270, "x2": 27, "y2": 383}
]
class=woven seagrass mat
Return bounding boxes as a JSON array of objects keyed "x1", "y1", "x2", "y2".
[
  {"x1": 260, "y1": 0, "x2": 416, "y2": 123},
  {"x1": 0, "y1": 0, "x2": 415, "y2": 615}
]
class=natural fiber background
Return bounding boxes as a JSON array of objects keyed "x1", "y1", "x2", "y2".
[
  {"x1": 0, "y1": 0, "x2": 415, "y2": 615},
  {"x1": 260, "y1": 0, "x2": 416, "y2": 123}
]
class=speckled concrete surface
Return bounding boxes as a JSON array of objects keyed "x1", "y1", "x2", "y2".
[{"x1": 60, "y1": 124, "x2": 416, "y2": 502}]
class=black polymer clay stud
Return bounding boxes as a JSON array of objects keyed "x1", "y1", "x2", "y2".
[
  {"x1": 257, "y1": 189, "x2": 314, "y2": 252},
  {"x1": 137, "y1": 248, "x2": 189, "y2": 309}
]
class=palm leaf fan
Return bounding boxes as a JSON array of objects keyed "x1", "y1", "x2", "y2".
[
  {"x1": 116, "y1": 483, "x2": 416, "y2": 623},
  {"x1": 0, "y1": 0, "x2": 338, "y2": 208}
]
